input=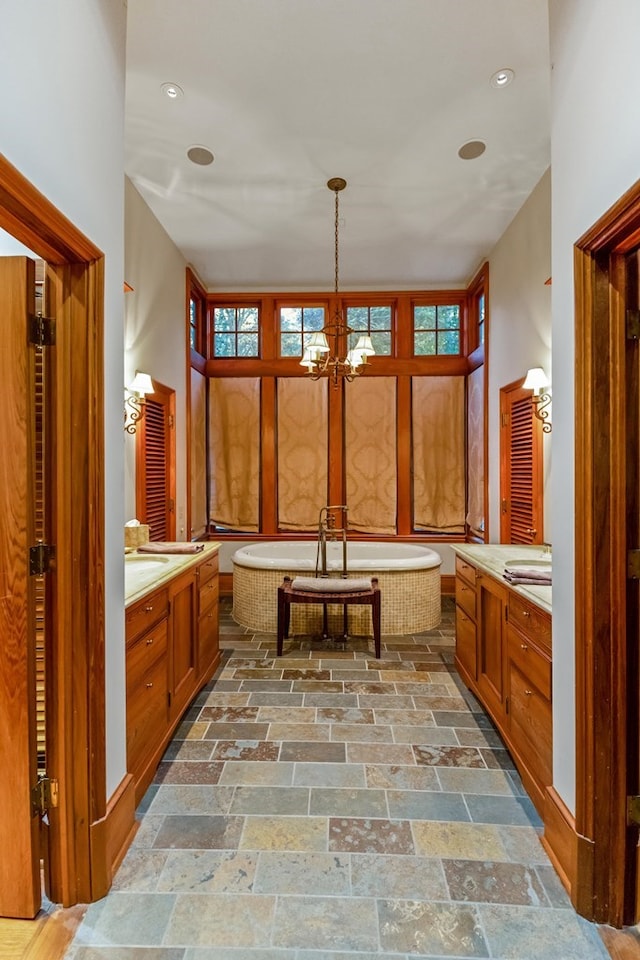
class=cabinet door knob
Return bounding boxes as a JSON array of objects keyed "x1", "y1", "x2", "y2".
[
  {"x1": 146, "y1": 637, "x2": 154, "y2": 646},
  {"x1": 524, "y1": 689, "x2": 532, "y2": 696},
  {"x1": 145, "y1": 682, "x2": 153, "y2": 689},
  {"x1": 207, "y1": 612, "x2": 214, "y2": 619},
  {"x1": 522, "y1": 609, "x2": 531, "y2": 618},
  {"x1": 520, "y1": 643, "x2": 528, "y2": 651},
  {"x1": 144, "y1": 605, "x2": 153, "y2": 613}
]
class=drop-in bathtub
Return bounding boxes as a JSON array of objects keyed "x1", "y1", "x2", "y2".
[{"x1": 232, "y1": 540, "x2": 442, "y2": 635}]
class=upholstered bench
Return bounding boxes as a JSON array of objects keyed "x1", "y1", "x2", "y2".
[{"x1": 276, "y1": 575, "x2": 381, "y2": 657}]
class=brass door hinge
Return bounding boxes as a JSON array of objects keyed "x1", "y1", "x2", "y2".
[
  {"x1": 626, "y1": 308, "x2": 640, "y2": 340},
  {"x1": 31, "y1": 775, "x2": 58, "y2": 817},
  {"x1": 628, "y1": 795, "x2": 640, "y2": 825},
  {"x1": 29, "y1": 542, "x2": 55, "y2": 576},
  {"x1": 501, "y1": 499, "x2": 508, "y2": 514},
  {"x1": 628, "y1": 549, "x2": 640, "y2": 580},
  {"x1": 29, "y1": 314, "x2": 56, "y2": 346},
  {"x1": 501, "y1": 412, "x2": 509, "y2": 427}
]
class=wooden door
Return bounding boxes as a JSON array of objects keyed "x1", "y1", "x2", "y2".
[
  {"x1": 0, "y1": 257, "x2": 41, "y2": 917},
  {"x1": 499, "y1": 379, "x2": 544, "y2": 543},
  {"x1": 136, "y1": 382, "x2": 175, "y2": 540},
  {"x1": 476, "y1": 572, "x2": 508, "y2": 722}
]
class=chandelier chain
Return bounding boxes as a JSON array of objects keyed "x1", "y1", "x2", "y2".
[{"x1": 334, "y1": 186, "x2": 340, "y2": 295}]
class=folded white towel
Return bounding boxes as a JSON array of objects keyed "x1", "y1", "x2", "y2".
[
  {"x1": 503, "y1": 573, "x2": 551, "y2": 586},
  {"x1": 504, "y1": 565, "x2": 551, "y2": 580},
  {"x1": 290, "y1": 577, "x2": 373, "y2": 593},
  {"x1": 138, "y1": 541, "x2": 204, "y2": 554}
]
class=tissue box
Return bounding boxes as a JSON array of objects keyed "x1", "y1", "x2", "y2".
[{"x1": 124, "y1": 524, "x2": 150, "y2": 548}]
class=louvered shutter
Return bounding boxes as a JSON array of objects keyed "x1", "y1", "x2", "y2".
[
  {"x1": 500, "y1": 382, "x2": 543, "y2": 544},
  {"x1": 142, "y1": 397, "x2": 168, "y2": 540}
]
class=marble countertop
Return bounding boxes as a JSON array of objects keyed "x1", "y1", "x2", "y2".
[
  {"x1": 125, "y1": 542, "x2": 220, "y2": 607},
  {"x1": 451, "y1": 543, "x2": 552, "y2": 616}
]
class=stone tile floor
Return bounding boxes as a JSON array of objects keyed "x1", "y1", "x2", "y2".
[{"x1": 66, "y1": 597, "x2": 610, "y2": 960}]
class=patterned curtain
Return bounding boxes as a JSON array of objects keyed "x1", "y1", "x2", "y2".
[
  {"x1": 345, "y1": 377, "x2": 397, "y2": 534},
  {"x1": 277, "y1": 378, "x2": 328, "y2": 530},
  {"x1": 413, "y1": 376, "x2": 465, "y2": 533},
  {"x1": 466, "y1": 366, "x2": 485, "y2": 538},
  {"x1": 208, "y1": 378, "x2": 260, "y2": 532},
  {"x1": 190, "y1": 368, "x2": 208, "y2": 539}
]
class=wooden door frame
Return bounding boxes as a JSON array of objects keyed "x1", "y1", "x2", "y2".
[
  {"x1": 0, "y1": 154, "x2": 111, "y2": 904},
  {"x1": 574, "y1": 177, "x2": 640, "y2": 925}
]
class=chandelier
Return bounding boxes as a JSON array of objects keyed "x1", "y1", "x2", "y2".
[{"x1": 300, "y1": 177, "x2": 375, "y2": 386}]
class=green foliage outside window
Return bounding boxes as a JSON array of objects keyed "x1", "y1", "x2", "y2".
[
  {"x1": 213, "y1": 306, "x2": 260, "y2": 357},
  {"x1": 413, "y1": 304, "x2": 460, "y2": 355}
]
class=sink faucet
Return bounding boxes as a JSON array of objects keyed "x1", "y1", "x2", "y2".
[
  {"x1": 317, "y1": 505, "x2": 349, "y2": 577},
  {"x1": 541, "y1": 542, "x2": 552, "y2": 558}
]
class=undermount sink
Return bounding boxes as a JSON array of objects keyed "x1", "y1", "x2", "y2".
[
  {"x1": 504, "y1": 558, "x2": 551, "y2": 569},
  {"x1": 125, "y1": 554, "x2": 171, "y2": 566}
]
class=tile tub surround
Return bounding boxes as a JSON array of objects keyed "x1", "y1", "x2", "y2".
[
  {"x1": 233, "y1": 564, "x2": 441, "y2": 636},
  {"x1": 66, "y1": 598, "x2": 609, "y2": 960},
  {"x1": 452, "y1": 543, "x2": 552, "y2": 615}
]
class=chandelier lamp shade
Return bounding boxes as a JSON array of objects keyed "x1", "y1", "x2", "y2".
[{"x1": 301, "y1": 178, "x2": 375, "y2": 386}]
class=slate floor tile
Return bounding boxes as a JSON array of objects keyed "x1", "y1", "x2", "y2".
[{"x1": 328, "y1": 817, "x2": 415, "y2": 854}]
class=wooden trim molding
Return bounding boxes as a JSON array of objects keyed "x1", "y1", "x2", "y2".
[{"x1": 89, "y1": 774, "x2": 137, "y2": 900}]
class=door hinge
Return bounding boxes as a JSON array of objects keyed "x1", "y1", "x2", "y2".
[
  {"x1": 626, "y1": 308, "x2": 640, "y2": 340},
  {"x1": 169, "y1": 498, "x2": 175, "y2": 514},
  {"x1": 504, "y1": 606, "x2": 509, "y2": 623},
  {"x1": 501, "y1": 412, "x2": 509, "y2": 427},
  {"x1": 169, "y1": 413, "x2": 175, "y2": 428},
  {"x1": 627, "y1": 549, "x2": 640, "y2": 580},
  {"x1": 505, "y1": 696, "x2": 509, "y2": 715},
  {"x1": 501, "y1": 498, "x2": 508, "y2": 514},
  {"x1": 31, "y1": 775, "x2": 58, "y2": 817},
  {"x1": 29, "y1": 542, "x2": 55, "y2": 576},
  {"x1": 29, "y1": 314, "x2": 56, "y2": 347},
  {"x1": 628, "y1": 795, "x2": 640, "y2": 825}
]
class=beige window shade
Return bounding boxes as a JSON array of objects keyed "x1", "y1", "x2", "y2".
[
  {"x1": 277, "y1": 378, "x2": 328, "y2": 531},
  {"x1": 466, "y1": 365, "x2": 485, "y2": 538},
  {"x1": 345, "y1": 376, "x2": 397, "y2": 535},
  {"x1": 413, "y1": 376, "x2": 465, "y2": 533},
  {"x1": 190, "y1": 368, "x2": 208, "y2": 539},
  {"x1": 209, "y1": 377, "x2": 260, "y2": 532}
]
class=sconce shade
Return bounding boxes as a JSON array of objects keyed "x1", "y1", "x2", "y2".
[
  {"x1": 129, "y1": 371, "x2": 154, "y2": 396},
  {"x1": 523, "y1": 366, "x2": 550, "y2": 395}
]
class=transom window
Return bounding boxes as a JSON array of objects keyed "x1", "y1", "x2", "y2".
[
  {"x1": 189, "y1": 297, "x2": 198, "y2": 351},
  {"x1": 279, "y1": 305, "x2": 326, "y2": 357},
  {"x1": 213, "y1": 305, "x2": 260, "y2": 357},
  {"x1": 413, "y1": 304, "x2": 461, "y2": 355},
  {"x1": 478, "y1": 293, "x2": 485, "y2": 346},
  {"x1": 346, "y1": 305, "x2": 392, "y2": 355}
]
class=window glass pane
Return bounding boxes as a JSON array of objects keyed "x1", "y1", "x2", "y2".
[
  {"x1": 214, "y1": 333, "x2": 235, "y2": 357},
  {"x1": 237, "y1": 333, "x2": 259, "y2": 357},
  {"x1": 190, "y1": 298, "x2": 197, "y2": 325},
  {"x1": 280, "y1": 307, "x2": 302, "y2": 332},
  {"x1": 214, "y1": 307, "x2": 235, "y2": 332},
  {"x1": 414, "y1": 331, "x2": 436, "y2": 355},
  {"x1": 347, "y1": 306, "x2": 368, "y2": 330},
  {"x1": 414, "y1": 305, "x2": 436, "y2": 328},
  {"x1": 370, "y1": 306, "x2": 391, "y2": 330},
  {"x1": 371, "y1": 331, "x2": 391, "y2": 355},
  {"x1": 190, "y1": 326, "x2": 197, "y2": 350},
  {"x1": 437, "y1": 305, "x2": 460, "y2": 329},
  {"x1": 438, "y1": 330, "x2": 460, "y2": 354},
  {"x1": 239, "y1": 307, "x2": 259, "y2": 331},
  {"x1": 281, "y1": 333, "x2": 301, "y2": 357},
  {"x1": 303, "y1": 307, "x2": 325, "y2": 330},
  {"x1": 478, "y1": 294, "x2": 485, "y2": 324}
]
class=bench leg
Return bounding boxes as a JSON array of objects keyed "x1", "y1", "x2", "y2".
[
  {"x1": 372, "y1": 591, "x2": 381, "y2": 659},
  {"x1": 277, "y1": 588, "x2": 286, "y2": 656}
]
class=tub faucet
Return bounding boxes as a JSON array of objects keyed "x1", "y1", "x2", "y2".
[{"x1": 317, "y1": 505, "x2": 349, "y2": 577}]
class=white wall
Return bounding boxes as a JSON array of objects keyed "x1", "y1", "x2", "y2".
[
  {"x1": 2, "y1": 0, "x2": 128, "y2": 797},
  {"x1": 124, "y1": 179, "x2": 189, "y2": 535},
  {"x1": 549, "y1": 0, "x2": 640, "y2": 812},
  {"x1": 487, "y1": 168, "x2": 552, "y2": 542}
]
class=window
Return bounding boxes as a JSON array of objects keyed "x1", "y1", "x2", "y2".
[
  {"x1": 413, "y1": 304, "x2": 461, "y2": 355},
  {"x1": 189, "y1": 297, "x2": 198, "y2": 351},
  {"x1": 278, "y1": 305, "x2": 325, "y2": 357},
  {"x1": 478, "y1": 293, "x2": 485, "y2": 346},
  {"x1": 346, "y1": 305, "x2": 392, "y2": 355},
  {"x1": 213, "y1": 305, "x2": 260, "y2": 357},
  {"x1": 187, "y1": 268, "x2": 207, "y2": 356}
]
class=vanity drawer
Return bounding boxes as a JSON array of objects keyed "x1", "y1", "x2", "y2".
[
  {"x1": 455, "y1": 556, "x2": 477, "y2": 589},
  {"x1": 507, "y1": 624, "x2": 551, "y2": 700},
  {"x1": 199, "y1": 574, "x2": 219, "y2": 616},
  {"x1": 455, "y1": 576, "x2": 476, "y2": 620},
  {"x1": 508, "y1": 660, "x2": 552, "y2": 785},
  {"x1": 126, "y1": 653, "x2": 168, "y2": 772},
  {"x1": 508, "y1": 595, "x2": 551, "y2": 653},
  {"x1": 127, "y1": 616, "x2": 168, "y2": 685},
  {"x1": 126, "y1": 587, "x2": 169, "y2": 645},
  {"x1": 198, "y1": 552, "x2": 219, "y2": 585}
]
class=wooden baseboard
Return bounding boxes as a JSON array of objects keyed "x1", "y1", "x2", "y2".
[
  {"x1": 219, "y1": 571, "x2": 233, "y2": 596},
  {"x1": 89, "y1": 773, "x2": 137, "y2": 900},
  {"x1": 541, "y1": 785, "x2": 582, "y2": 902}
]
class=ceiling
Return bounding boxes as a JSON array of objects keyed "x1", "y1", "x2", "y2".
[{"x1": 125, "y1": 0, "x2": 550, "y2": 293}]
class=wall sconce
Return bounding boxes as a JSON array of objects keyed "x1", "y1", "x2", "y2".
[
  {"x1": 124, "y1": 371, "x2": 154, "y2": 435},
  {"x1": 523, "y1": 366, "x2": 552, "y2": 433}
]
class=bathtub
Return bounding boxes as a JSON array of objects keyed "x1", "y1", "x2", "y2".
[{"x1": 232, "y1": 541, "x2": 442, "y2": 636}]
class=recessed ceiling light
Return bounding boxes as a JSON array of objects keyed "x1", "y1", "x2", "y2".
[
  {"x1": 458, "y1": 140, "x2": 486, "y2": 161},
  {"x1": 161, "y1": 82, "x2": 184, "y2": 99},
  {"x1": 490, "y1": 68, "x2": 514, "y2": 88},
  {"x1": 187, "y1": 145, "x2": 215, "y2": 166}
]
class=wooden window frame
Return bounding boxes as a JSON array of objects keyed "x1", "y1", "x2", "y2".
[{"x1": 411, "y1": 300, "x2": 464, "y2": 357}]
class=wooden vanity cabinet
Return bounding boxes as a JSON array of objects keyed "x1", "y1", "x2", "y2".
[
  {"x1": 125, "y1": 549, "x2": 220, "y2": 803},
  {"x1": 505, "y1": 593, "x2": 552, "y2": 810},
  {"x1": 197, "y1": 551, "x2": 220, "y2": 683},
  {"x1": 454, "y1": 557, "x2": 477, "y2": 683},
  {"x1": 454, "y1": 554, "x2": 552, "y2": 817}
]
